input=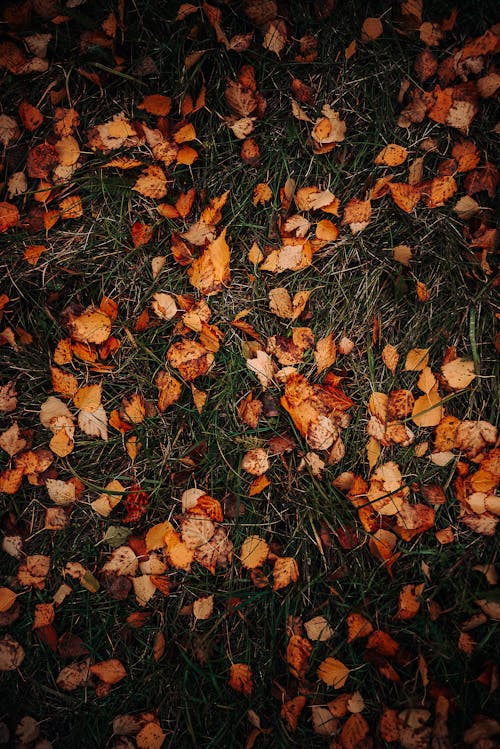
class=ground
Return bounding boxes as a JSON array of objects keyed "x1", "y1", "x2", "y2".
[{"x1": 0, "y1": 1, "x2": 499, "y2": 748}]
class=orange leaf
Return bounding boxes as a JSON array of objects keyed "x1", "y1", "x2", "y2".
[
  {"x1": 49, "y1": 365, "x2": 79, "y2": 400},
  {"x1": 0, "y1": 587, "x2": 17, "y2": 613},
  {"x1": 394, "y1": 583, "x2": 425, "y2": 620},
  {"x1": 389, "y1": 183, "x2": 420, "y2": 212},
  {"x1": 317, "y1": 657, "x2": 350, "y2": 688},
  {"x1": 346, "y1": 612, "x2": 373, "y2": 642},
  {"x1": 176, "y1": 144, "x2": 198, "y2": 164},
  {"x1": 375, "y1": 144, "x2": 407, "y2": 166},
  {"x1": 228, "y1": 663, "x2": 253, "y2": 696},
  {"x1": 59, "y1": 195, "x2": 83, "y2": 219},
  {"x1": 286, "y1": 634, "x2": 312, "y2": 679},
  {"x1": 0, "y1": 202, "x2": 20, "y2": 233},
  {"x1": 412, "y1": 384, "x2": 443, "y2": 427},
  {"x1": 131, "y1": 222, "x2": 154, "y2": 248},
  {"x1": 90, "y1": 658, "x2": 126, "y2": 684},
  {"x1": 167, "y1": 339, "x2": 214, "y2": 381},
  {"x1": 340, "y1": 714, "x2": 369, "y2": 749},
  {"x1": 361, "y1": 17, "x2": 383, "y2": 42},
  {"x1": 23, "y1": 244, "x2": 47, "y2": 266},
  {"x1": 138, "y1": 94, "x2": 172, "y2": 116},
  {"x1": 175, "y1": 188, "x2": 196, "y2": 218},
  {"x1": 252, "y1": 182, "x2": 272, "y2": 206},
  {"x1": 122, "y1": 393, "x2": 146, "y2": 424},
  {"x1": 133, "y1": 165, "x2": 167, "y2": 199},
  {"x1": 68, "y1": 309, "x2": 111, "y2": 344},
  {"x1": 187, "y1": 228, "x2": 230, "y2": 295}
]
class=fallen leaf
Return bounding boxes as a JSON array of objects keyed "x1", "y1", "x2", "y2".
[
  {"x1": 133, "y1": 165, "x2": 167, "y2": 199},
  {"x1": 138, "y1": 94, "x2": 172, "y2": 116},
  {"x1": 90, "y1": 658, "x2": 126, "y2": 684},
  {"x1": 240, "y1": 536, "x2": 269, "y2": 569},
  {"x1": 441, "y1": 358, "x2": 476, "y2": 389},
  {"x1": 412, "y1": 385, "x2": 443, "y2": 427},
  {"x1": 317, "y1": 657, "x2": 350, "y2": 688},
  {"x1": 273, "y1": 557, "x2": 299, "y2": 591},
  {"x1": 404, "y1": 348, "x2": 429, "y2": 371},
  {"x1": 0, "y1": 635, "x2": 25, "y2": 671},
  {"x1": 281, "y1": 695, "x2": 307, "y2": 732},
  {"x1": 394, "y1": 583, "x2": 425, "y2": 620},
  {"x1": 229, "y1": 663, "x2": 253, "y2": 696},
  {"x1": 375, "y1": 144, "x2": 408, "y2": 166},
  {"x1": 287, "y1": 634, "x2": 312, "y2": 679},
  {"x1": 188, "y1": 228, "x2": 231, "y2": 295},
  {"x1": 0, "y1": 202, "x2": 20, "y2": 233},
  {"x1": 304, "y1": 615, "x2": 334, "y2": 641},
  {"x1": 241, "y1": 447, "x2": 269, "y2": 476},
  {"x1": 262, "y1": 19, "x2": 287, "y2": 55},
  {"x1": 167, "y1": 339, "x2": 214, "y2": 381},
  {"x1": 0, "y1": 588, "x2": 17, "y2": 613},
  {"x1": 314, "y1": 333, "x2": 336, "y2": 374},
  {"x1": 361, "y1": 17, "x2": 383, "y2": 42},
  {"x1": 347, "y1": 612, "x2": 373, "y2": 643},
  {"x1": 136, "y1": 721, "x2": 166, "y2": 749},
  {"x1": 193, "y1": 595, "x2": 214, "y2": 620}
]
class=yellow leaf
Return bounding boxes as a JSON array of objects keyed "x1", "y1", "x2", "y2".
[
  {"x1": 412, "y1": 384, "x2": 443, "y2": 427},
  {"x1": 73, "y1": 383, "x2": 102, "y2": 412},
  {"x1": 146, "y1": 521, "x2": 176, "y2": 551},
  {"x1": 188, "y1": 228, "x2": 230, "y2": 295},
  {"x1": 240, "y1": 536, "x2": 269, "y2": 569},
  {"x1": 404, "y1": 348, "x2": 429, "y2": 371}
]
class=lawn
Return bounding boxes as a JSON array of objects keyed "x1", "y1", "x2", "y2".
[{"x1": 0, "y1": 1, "x2": 499, "y2": 747}]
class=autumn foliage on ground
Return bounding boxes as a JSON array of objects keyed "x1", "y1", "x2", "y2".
[{"x1": 0, "y1": 0, "x2": 499, "y2": 747}]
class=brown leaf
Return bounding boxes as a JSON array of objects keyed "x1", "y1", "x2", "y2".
[
  {"x1": 361, "y1": 17, "x2": 383, "y2": 42},
  {"x1": 0, "y1": 634, "x2": 24, "y2": 671},
  {"x1": 281, "y1": 695, "x2": 306, "y2": 732},
  {"x1": 167, "y1": 339, "x2": 214, "y2": 381}
]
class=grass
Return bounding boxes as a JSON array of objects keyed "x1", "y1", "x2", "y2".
[{"x1": 1, "y1": 0, "x2": 499, "y2": 747}]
